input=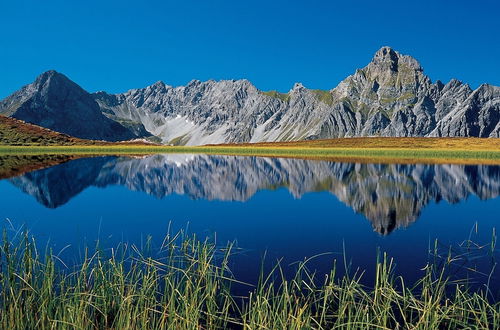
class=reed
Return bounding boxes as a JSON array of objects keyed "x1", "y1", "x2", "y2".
[{"x1": 0, "y1": 229, "x2": 498, "y2": 329}]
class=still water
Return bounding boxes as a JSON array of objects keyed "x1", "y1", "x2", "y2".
[{"x1": 1, "y1": 154, "x2": 499, "y2": 295}]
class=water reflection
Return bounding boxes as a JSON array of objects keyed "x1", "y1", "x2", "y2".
[{"x1": 4, "y1": 154, "x2": 500, "y2": 235}]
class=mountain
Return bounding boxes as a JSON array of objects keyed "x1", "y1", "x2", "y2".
[
  {"x1": 7, "y1": 154, "x2": 500, "y2": 235},
  {"x1": 0, "y1": 71, "x2": 150, "y2": 141},
  {"x1": 1, "y1": 47, "x2": 499, "y2": 144},
  {"x1": 431, "y1": 84, "x2": 500, "y2": 137},
  {"x1": 92, "y1": 46, "x2": 500, "y2": 144}
]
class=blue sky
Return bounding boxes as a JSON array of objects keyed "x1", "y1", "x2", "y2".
[{"x1": 0, "y1": 0, "x2": 499, "y2": 98}]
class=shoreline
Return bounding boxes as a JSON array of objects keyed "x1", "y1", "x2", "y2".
[{"x1": 2, "y1": 144, "x2": 500, "y2": 165}]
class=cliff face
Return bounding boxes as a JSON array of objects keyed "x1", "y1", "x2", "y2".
[
  {"x1": 0, "y1": 71, "x2": 149, "y2": 141},
  {"x1": 8, "y1": 155, "x2": 500, "y2": 235},
  {"x1": 92, "y1": 47, "x2": 499, "y2": 144},
  {"x1": 431, "y1": 84, "x2": 500, "y2": 137},
  {"x1": 1, "y1": 47, "x2": 498, "y2": 144}
]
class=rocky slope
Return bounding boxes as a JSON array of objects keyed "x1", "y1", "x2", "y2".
[
  {"x1": 93, "y1": 47, "x2": 500, "y2": 144},
  {"x1": 1, "y1": 47, "x2": 499, "y2": 144},
  {"x1": 0, "y1": 71, "x2": 150, "y2": 141},
  {"x1": 8, "y1": 155, "x2": 500, "y2": 234}
]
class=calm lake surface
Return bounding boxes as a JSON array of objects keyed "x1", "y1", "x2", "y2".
[{"x1": 1, "y1": 154, "x2": 499, "y2": 296}]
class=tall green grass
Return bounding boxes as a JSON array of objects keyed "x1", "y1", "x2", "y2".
[{"x1": 0, "y1": 229, "x2": 498, "y2": 329}]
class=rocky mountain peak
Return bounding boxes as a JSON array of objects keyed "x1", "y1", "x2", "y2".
[
  {"x1": 372, "y1": 46, "x2": 399, "y2": 70},
  {"x1": 185, "y1": 79, "x2": 203, "y2": 89},
  {"x1": 34, "y1": 69, "x2": 58, "y2": 83},
  {"x1": 291, "y1": 82, "x2": 305, "y2": 91},
  {"x1": 370, "y1": 46, "x2": 423, "y2": 73},
  {"x1": 34, "y1": 70, "x2": 68, "y2": 85},
  {"x1": 0, "y1": 71, "x2": 146, "y2": 141},
  {"x1": 31, "y1": 70, "x2": 89, "y2": 99},
  {"x1": 332, "y1": 47, "x2": 429, "y2": 119},
  {"x1": 151, "y1": 80, "x2": 166, "y2": 87},
  {"x1": 469, "y1": 83, "x2": 499, "y2": 103},
  {"x1": 147, "y1": 80, "x2": 169, "y2": 93}
]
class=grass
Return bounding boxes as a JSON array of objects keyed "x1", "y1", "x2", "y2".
[
  {"x1": 3, "y1": 114, "x2": 500, "y2": 165},
  {"x1": 3, "y1": 137, "x2": 500, "y2": 165},
  {"x1": 0, "y1": 229, "x2": 498, "y2": 329},
  {"x1": 0, "y1": 115, "x2": 153, "y2": 147},
  {"x1": 169, "y1": 134, "x2": 190, "y2": 146},
  {"x1": 0, "y1": 115, "x2": 97, "y2": 146},
  {"x1": 261, "y1": 90, "x2": 290, "y2": 102},
  {"x1": 223, "y1": 136, "x2": 500, "y2": 149},
  {"x1": 311, "y1": 89, "x2": 334, "y2": 105}
]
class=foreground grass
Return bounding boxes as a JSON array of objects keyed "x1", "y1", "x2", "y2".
[{"x1": 0, "y1": 231, "x2": 498, "y2": 329}]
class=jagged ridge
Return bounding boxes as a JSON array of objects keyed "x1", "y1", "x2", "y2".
[{"x1": 1, "y1": 47, "x2": 499, "y2": 144}]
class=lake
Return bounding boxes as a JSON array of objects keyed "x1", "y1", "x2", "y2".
[{"x1": 1, "y1": 154, "x2": 499, "y2": 297}]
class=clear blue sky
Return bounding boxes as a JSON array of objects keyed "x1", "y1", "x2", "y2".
[{"x1": 1, "y1": 0, "x2": 499, "y2": 98}]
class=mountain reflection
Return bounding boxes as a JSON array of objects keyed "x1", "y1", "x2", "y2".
[{"x1": 6, "y1": 154, "x2": 500, "y2": 235}]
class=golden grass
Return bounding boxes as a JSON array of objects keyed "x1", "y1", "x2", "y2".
[
  {"x1": 215, "y1": 136, "x2": 500, "y2": 150},
  {"x1": 0, "y1": 115, "x2": 95, "y2": 146},
  {"x1": 2, "y1": 136, "x2": 500, "y2": 165},
  {"x1": 0, "y1": 115, "x2": 152, "y2": 147}
]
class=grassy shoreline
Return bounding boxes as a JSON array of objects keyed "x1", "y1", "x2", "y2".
[
  {"x1": 3, "y1": 115, "x2": 500, "y2": 164},
  {"x1": 2, "y1": 144, "x2": 500, "y2": 165},
  {"x1": 0, "y1": 230, "x2": 498, "y2": 329}
]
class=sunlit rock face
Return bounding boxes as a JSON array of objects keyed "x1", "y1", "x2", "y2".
[
  {"x1": 2, "y1": 47, "x2": 499, "y2": 144},
  {"x1": 91, "y1": 46, "x2": 500, "y2": 143},
  {"x1": 7, "y1": 155, "x2": 500, "y2": 235}
]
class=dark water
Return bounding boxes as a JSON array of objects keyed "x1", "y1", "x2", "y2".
[{"x1": 1, "y1": 154, "x2": 499, "y2": 296}]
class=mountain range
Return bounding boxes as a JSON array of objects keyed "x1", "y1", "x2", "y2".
[
  {"x1": 7, "y1": 154, "x2": 500, "y2": 235},
  {"x1": 1, "y1": 47, "x2": 499, "y2": 145}
]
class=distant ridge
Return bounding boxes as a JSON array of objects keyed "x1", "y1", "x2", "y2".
[{"x1": 1, "y1": 47, "x2": 499, "y2": 145}]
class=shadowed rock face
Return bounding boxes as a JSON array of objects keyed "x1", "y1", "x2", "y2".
[
  {"x1": 7, "y1": 155, "x2": 500, "y2": 235},
  {"x1": 0, "y1": 71, "x2": 149, "y2": 141},
  {"x1": 1, "y1": 47, "x2": 499, "y2": 144}
]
